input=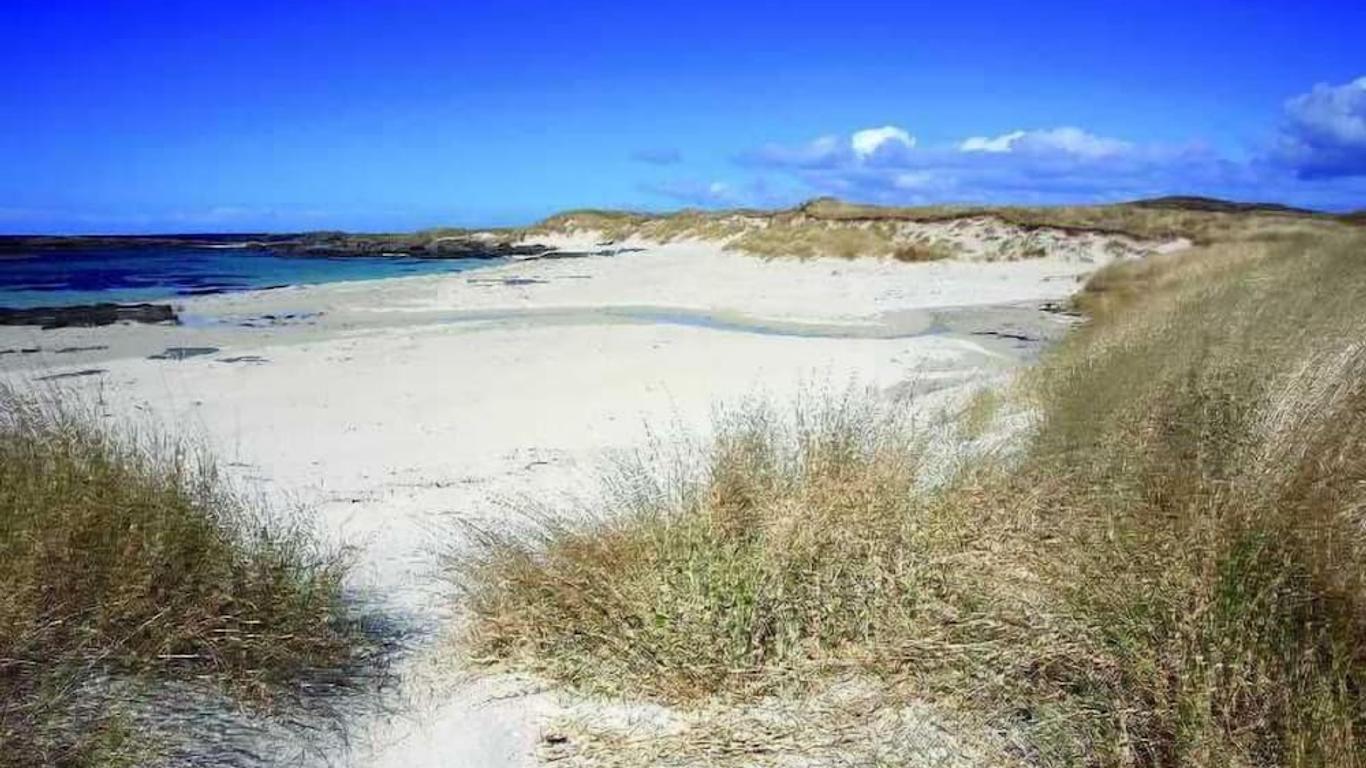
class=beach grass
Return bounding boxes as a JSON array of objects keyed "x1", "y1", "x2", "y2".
[
  {"x1": 524, "y1": 196, "x2": 1359, "y2": 260},
  {"x1": 454, "y1": 224, "x2": 1366, "y2": 765},
  {"x1": 0, "y1": 389, "x2": 364, "y2": 767},
  {"x1": 454, "y1": 393, "x2": 933, "y2": 701}
]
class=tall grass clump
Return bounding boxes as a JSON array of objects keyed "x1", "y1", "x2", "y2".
[
  {"x1": 0, "y1": 389, "x2": 362, "y2": 767},
  {"x1": 456, "y1": 396, "x2": 959, "y2": 701},
  {"x1": 1009, "y1": 230, "x2": 1366, "y2": 765},
  {"x1": 458, "y1": 223, "x2": 1366, "y2": 766}
]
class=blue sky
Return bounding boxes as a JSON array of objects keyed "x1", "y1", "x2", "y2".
[{"x1": 1, "y1": 0, "x2": 1363, "y2": 233}]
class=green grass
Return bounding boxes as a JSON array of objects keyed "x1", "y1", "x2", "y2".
[
  {"x1": 454, "y1": 221, "x2": 1366, "y2": 765},
  {"x1": 0, "y1": 390, "x2": 364, "y2": 767}
]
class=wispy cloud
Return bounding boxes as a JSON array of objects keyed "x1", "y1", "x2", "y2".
[
  {"x1": 959, "y1": 127, "x2": 1130, "y2": 159},
  {"x1": 631, "y1": 148, "x2": 684, "y2": 166},
  {"x1": 0, "y1": 205, "x2": 346, "y2": 235},
  {"x1": 642, "y1": 179, "x2": 741, "y2": 206},
  {"x1": 640, "y1": 177, "x2": 801, "y2": 209},
  {"x1": 740, "y1": 135, "x2": 848, "y2": 169}
]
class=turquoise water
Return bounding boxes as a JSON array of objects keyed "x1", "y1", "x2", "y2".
[{"x1": 0, "y1": 247, "x2": 497, "y2": 308}]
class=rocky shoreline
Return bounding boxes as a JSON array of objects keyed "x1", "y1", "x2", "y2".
[
  {"x1": 0, "y1": 302, "x2": 177, "y2": 329},
  {"x1": 0, "y1": 232, "x2": 552, "y2": 260}
]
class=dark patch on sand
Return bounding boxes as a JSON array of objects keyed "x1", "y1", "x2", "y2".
[
  {"x1": 468, "y1": 277, "x2": 550, "y2": 286},
  {"x1": 1040, "y1": 300, "x2": 1083, "y2": 318},
  {"x1": 236, "y1": 312, "x2": 321, "y2": 329},
  {"x1": 149, "y1": 347, "x2": 220, "y2": 361},
  {"x1": 972, "y1": 330, "x2": 1038, "y2": 343},
  {"x1": 219, "y1": 355, "x2": 270, "y2": 364},
  {"x1": 37, "y1": 368, "x2": 108, "y2": 381},
  {"x1": 536, "y1": 246, "x2": 644, "y2": 260}
]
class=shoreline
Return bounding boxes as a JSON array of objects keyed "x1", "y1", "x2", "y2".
[{"x1": 0, "y1": 242, "x2": 650, "y2": 313}]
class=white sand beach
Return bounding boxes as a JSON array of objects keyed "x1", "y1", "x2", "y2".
[{"x1": 0, "y1": 236, "x2": 1144, "y2": 765}]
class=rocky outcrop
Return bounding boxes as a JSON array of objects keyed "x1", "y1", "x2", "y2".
[{"x1": 0, "y1": 233, "x2": 553, "y2": 260}]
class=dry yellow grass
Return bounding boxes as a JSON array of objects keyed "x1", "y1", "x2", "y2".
[
  {"x1": 0, "y1": 390, "x2": 366, "y2": 767},
  {"x1": 523, "y1": 196, "x2": 1356, "y2": 261},
  {"x1": 455, "y1": 216, "x2": 1366, "y2": 766}
]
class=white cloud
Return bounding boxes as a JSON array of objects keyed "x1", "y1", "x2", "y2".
[
  {"x1": 1023, "y1": 127, "x2": 1131, "y2": 158},
  {"x1": 735, "y1": 125, "x2": 1294, "y2": 206},
  {"x1": 959, "y1": 131, "x2": 1026, "y2": 153},
  {"x1": 742, "y1": 134, "x2": 847, "y2": 169},
  {"x1": 960, "y1": 127, "x2": 1129, "y2": 158},
  {"x1": 1288, "y1": 76, "x2": 1366, "y2": 145},
  {"x1": 851, "y1": 126, "x2": 916, "y2": 159},
  {"x1": 1276, "y1": 75, "x2": 1366, "y2": 178},
  {"x1": 723, "y1": 82, "x2": 1366, "y2": 211}
]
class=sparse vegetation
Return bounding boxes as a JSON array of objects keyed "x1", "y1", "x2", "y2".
[
  {"x1": 0, "y1": 390, "x2": 364, "y2": 767},
  {"x1": 523, "y1": 196, "x2": 1360, "y2": 260},
  {"x1": 891, "y1": 241, "x2": 955, "y2": 262},
  {"x1": 957, "y1": 386, "x2": 1002, "y2": 439},
  {"x1": 456, "y1": 222, "x2": 1366, "y2": 765}
]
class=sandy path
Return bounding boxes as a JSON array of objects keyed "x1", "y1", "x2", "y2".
[{"x1": 0, "y1": 239, "x2": 1100, "y2": 766}]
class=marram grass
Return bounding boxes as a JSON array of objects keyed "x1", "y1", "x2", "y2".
[
  {"x1": 455, "y1": 222, "x2": 1366, "y2": 766},
  {"x1": 0, "y1": 389, "x2": 364, "y2": 767}
]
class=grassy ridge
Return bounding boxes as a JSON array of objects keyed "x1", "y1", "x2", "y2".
[
  {"x1": 457, "y1": 224, "x2": 1366, "y2": 765},
  {"x1": 1015, "y1": 230, "x2": 1366, "y2": 764},
  {"x1": 526, "y1": 197, "x2": 1359, "y2": 258},
  {"x1": 0, "y1": 392, "x2": 362, "y2": 766}
]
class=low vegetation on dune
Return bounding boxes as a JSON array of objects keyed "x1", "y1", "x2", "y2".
[
  {"x1": 0, "y1": 391, "x2": 366, "y2": 767},
  {"x1": 456, "y1": 222, "x2": 1366, "y2": 765},
  {"x1": 457, "y1": 396, "x2": 932, "y2": 701},
  {"x1": 524, "y1": 196, "x2": 1359, "y2": 261}
]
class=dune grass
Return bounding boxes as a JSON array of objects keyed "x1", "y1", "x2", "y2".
[
  {"x1": 1008, "y1": 230, "x2": 1366, "y2": 765},
  {"x1": 0, "y1": 390, "x2": 364, "y2": 767},
  {"x1": 455, "y1": 221, "x2": 1366, "y2": 765},
  {"x1": 456, "y1": 396, "x2": 941, "y2": 701},
  {"x1": 524, "y1": 197, "x2": 1359, "y2": 261}
]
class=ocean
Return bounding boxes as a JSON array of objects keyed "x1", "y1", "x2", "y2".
[{"x1": 0, "y1": 246, "x2": 496, "y2": 309}]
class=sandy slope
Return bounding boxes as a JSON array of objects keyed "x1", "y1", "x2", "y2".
[{"x1": 0, "y1": 238, "x2": 1129, "y2": 766}]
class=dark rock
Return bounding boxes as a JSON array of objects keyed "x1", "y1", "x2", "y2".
[
  {"x1": 0, "y1": 303, "x2": 177, "y2": 329},
  {"x1": 1, "y1": 231, "x2": 559, "y2": 261}
]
